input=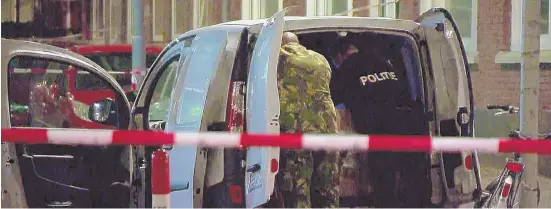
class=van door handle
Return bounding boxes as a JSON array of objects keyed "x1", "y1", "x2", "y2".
[{"x1": 246, "y1": 164, "x2": 261, "y2": 173}]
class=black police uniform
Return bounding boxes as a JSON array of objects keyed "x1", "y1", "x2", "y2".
[{"x1": 332, "y1": 51, "x2": 432, "y2": 207}]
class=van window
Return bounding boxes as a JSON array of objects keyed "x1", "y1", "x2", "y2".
[
  {"x1": 148, "y1": 57, "x2": 180, "y2": 121},
  {"x1": 147, "y1": 38, "x2": 194, "y2": 122}
]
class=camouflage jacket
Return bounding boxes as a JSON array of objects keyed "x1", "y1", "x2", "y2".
[{"x1": 277, "y1": 43, "x2": 338, "y2": 134}]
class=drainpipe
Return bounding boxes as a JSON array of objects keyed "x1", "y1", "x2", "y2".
[
  {"x1": 15, "y1": 0, "x2": 20, "y2": 23},
  {"x1": 518, "y1": 0, "x2": 541, "y2": 208},
  {"x1": 81, "y1": 0, "x2": 90, "y2": 40}
]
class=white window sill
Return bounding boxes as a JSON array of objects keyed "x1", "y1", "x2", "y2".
[
  {"x1": 153, "y1": 34, "x2": 165, "y2": 42},
  {"x1": 494, "y1": 50, "x2": 551, "y2": 64},
  {"x1": 466, "y1": 51, "x2": 478, "y2": 64}
]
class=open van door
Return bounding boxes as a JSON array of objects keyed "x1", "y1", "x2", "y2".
[
  {"x1": 163, "y1": 30, "x2": 228, "y2": 208},
  {"x1": 244, "y1": 10, "x2": 286, "y2": 208},
  {"x1": 415, "y1": 8, "x2": 480, "y2": 206}
]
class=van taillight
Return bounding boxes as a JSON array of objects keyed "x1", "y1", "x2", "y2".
[
  {"x1": 464, "y1": 154, "x2": 473, "y2": 170},
  {"x1": 271, "y1": 158, "x2": 279, "y2": 173},
  {"x1": 226, "y1": 81, "x2": 245, "y2": 133},
  {"x1": 229, "y1": 185, "x2": 244, "y2": 204},
  {"x1": 225, "y1": 81, "x2": 246, "y2": 205}
]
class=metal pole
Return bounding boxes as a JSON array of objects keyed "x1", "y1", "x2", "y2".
[
  {"x1": 519, "y1": 0, "x2": 540, "y2": 208},
  {"x1": 132, "y1": 0, "x2": 146, "y2": 90},
  {"x1": 131, "y1": 0, "x2": 146, "y2": 208}
]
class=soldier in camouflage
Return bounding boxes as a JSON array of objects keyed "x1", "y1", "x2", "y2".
[{"x1": 276, "y1": 32, "x2": 340, "y2": 208}]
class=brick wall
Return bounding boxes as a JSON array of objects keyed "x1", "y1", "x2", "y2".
[
  {"x1": 475, "y1": 0, "x2": 551, "y2": 112},
  {"x1": 284, "y1": 0, "x2": 307, "y2": 16},
  {"x1": 398, "y1": 0, "x2": 420, "y2": 20}
]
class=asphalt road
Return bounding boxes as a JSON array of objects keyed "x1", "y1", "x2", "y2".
[{"x1": 478, "y1": 153, "x2": 551, "y2": 208}]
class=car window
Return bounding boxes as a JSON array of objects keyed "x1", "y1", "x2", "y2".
[
  {"x1": 84, "y1": 52, "x2": 159, "y2": 71},
  {"x1": 146, "y1": 38, "x2": 194, "y2": 122},
  {"x1": 7, "y1": 56, "x2": 123, "y2": 129},
  {"x1": 84, "y1": 52, "x2": 160, "y2": 89},
  {"x1": 148, "y1": 57, "x2": 180, "y2": 121}
]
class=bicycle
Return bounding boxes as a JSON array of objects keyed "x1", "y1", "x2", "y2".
[{"x1": 474, "y1": 104, "x2": 545, "y2": 208}]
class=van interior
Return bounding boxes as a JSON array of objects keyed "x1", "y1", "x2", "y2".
[{"x1": 278, "y1": 30, "x2": 434, "y2": 207}]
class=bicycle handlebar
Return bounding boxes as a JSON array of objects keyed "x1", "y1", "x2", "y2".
[
  {"x1": 487, "y1": 104, "x2": 510, "y2": 111},
  {"x1": 487, "y1": 104, "x2": 519, "y2": 113}
]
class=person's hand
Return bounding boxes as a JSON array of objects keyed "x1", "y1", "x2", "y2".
[{"x1": 336, "y1": 106, "x2": 354, "y2": 133}]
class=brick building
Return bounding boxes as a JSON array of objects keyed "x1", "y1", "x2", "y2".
[{"x1": 2, "y1": 0, "x2": 550, "y2": 113}]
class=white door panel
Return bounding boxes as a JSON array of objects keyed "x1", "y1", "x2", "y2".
[
  {"x1": 244, "y1": 10, "x2": 286, "y2": 208},
  {"x1": 164, "y1": 30, "x2": 229, "y2": 208}
]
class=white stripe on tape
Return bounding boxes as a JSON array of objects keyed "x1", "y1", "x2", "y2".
[
  {"x1": 152, "y1": 194, "x2": 170, "y2": 208},
  {"x1": 174, "y1": 132, "x2": 240, "y2": 147},
  {"x1": 432, "y1": 138, "x2": 500, "y2": 153},
  {"x1": 11, "y1": 68, "x2": 31, "y2": 73},
  {"x1": 302, "y1": 135, "x2": 369, "y2": 150},
  {"x1": 47, "y1": 129, "x2": 114, "y2": 145}
]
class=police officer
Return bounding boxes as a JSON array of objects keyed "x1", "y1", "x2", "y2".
[
  {"x1": 332, "y1": 43, "x2": 432, "y2": 207},
  {"x1": 277, "y1": 32, "x2": 340, "y2": 208}
]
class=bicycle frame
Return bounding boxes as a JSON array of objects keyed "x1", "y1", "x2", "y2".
[
  {"x1": 480, "y1": 154, "x2": 525, "y2": 208},
  {"x1": 475, "y1": 105, "x2": 527, "y2": 208}
]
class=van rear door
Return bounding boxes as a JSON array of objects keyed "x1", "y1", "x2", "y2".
[
  {"x1": 244, "y1": 10, "x2": 286, "y2": 208},
  {"x1": 163, "y1": 30, "x2": 228, "y2": 208},
  {"x1": 415, "y1": 8, "x2": 479, "y2": 206}
]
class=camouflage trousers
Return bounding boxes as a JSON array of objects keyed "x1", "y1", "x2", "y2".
[{"x1": 277, "y1": 149, "x2": 340, "y2": 208}]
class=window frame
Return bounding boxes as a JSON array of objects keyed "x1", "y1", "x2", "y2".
[
  {"x1": 510, "y1": 0, "x2": 551, "y2": 51},
  {"x1": 419, "y1": 0, "x2": 478, "y2": 63},
  {"x1": 242, "y1": 0, "x2": 284, "y2": 20},
  {"x1": 306, "y1": 0, "x2": 353, "y2": 16},
  {"x1": 152, "y1": 0, "x2": 164, "y2": 42},
  {"x1": 369, "y1": 0, "x2": 398, "y2": 18}
]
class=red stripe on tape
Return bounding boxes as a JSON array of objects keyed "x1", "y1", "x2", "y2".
[
  {"x1": 368, "y1": 135, "x2": 432, "y2": 152},
  {"x1": 498, "y1": 139, "x2": 551, "y2": 155},
  {"x1": 151, "y1": 149, "x2": 171, "y2": 194},
  {"x1": 241, "y1": 133, "x2": 303, "y2": 148},
  {"x1": 112, "y1": 130, "x2": 175, "y2": 145},
  {"x1": 2, "y1": 128, "x2": 48, "y2": 144},
  {"x1": 31, "y1": 68, "x2": 46, "y2": 74}
]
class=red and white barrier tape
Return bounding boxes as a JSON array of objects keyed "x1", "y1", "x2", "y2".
[{"x1": 2, "y1": 128, "x2": 550, "y2": 154}]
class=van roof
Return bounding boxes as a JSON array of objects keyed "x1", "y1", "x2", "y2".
[{"x1": 219, "y1": 16, "x2": 419, "y2": 32}]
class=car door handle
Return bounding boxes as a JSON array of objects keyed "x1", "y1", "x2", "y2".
[
  {"x1": 46, "y1": 201, "x2": 72, "y2": 208},
  {"x1": 22, "y1": 154, "x2": 74, "y2": 159},
  {"x1": 171, "y1": 182, "x2": 190, "y2": 192},
  {"x1": 246, "y1": 164, "x2": 261, "y2": 173}
]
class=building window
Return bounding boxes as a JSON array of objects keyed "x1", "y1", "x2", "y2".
[
  {"x1": 152, "y1": 1, "x2": 163, "y2": 42},
  {"x1": 511, "y1": 0, "x2": 551, "y2": 51},
  {"x1": 369, "y1": 0, "x2": 398, "y2": 18},
  {"x1": 419, "y1": 0, "x2": 478, "y2": 58},
  {"x1": 93, "y1": 0, "x2": 105, "y2": 39},
  {"x1": 242, "y1": 0, "x2": 283, "y2": 20},
  {"x1": 171, "y1": 0, "x2": 193, "y2": 39},
  {"x1": 306, "y1": 0, "x2": 353, "y2": 16}
]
